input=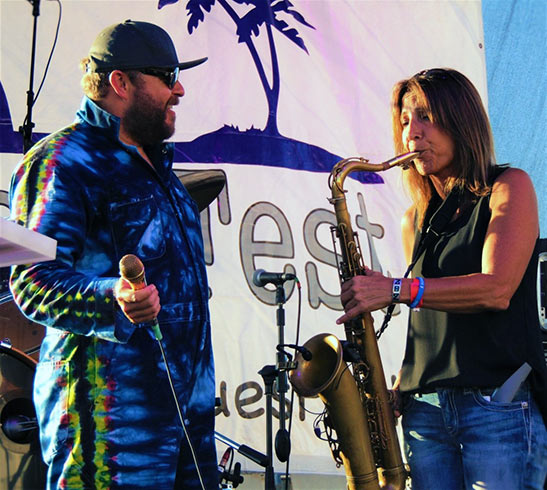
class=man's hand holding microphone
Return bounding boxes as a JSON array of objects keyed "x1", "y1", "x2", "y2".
[{"x1": 115, "y1": 254, "x2": 162, "y2": 339}]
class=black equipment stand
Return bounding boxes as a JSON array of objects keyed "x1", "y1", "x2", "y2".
[
  {"x1": 258, "y1": 283, "x2": 293, "y2": 490},
  {"x1": 215, "y1": 431, "x2": 268, "y2": 468},
  {"x1": 19, "y1": 0, "x2": 41, "y2": 154},
  {"x1": 215, "y1": 431, "x2": 268, "y2": 488}
]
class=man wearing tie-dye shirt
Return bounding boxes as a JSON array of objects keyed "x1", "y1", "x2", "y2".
[{"x1": 9, "y1": 20, "x2": 217, "y2": 489}]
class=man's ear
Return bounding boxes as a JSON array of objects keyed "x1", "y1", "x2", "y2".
[{"x1": 109, "y1": 70, "x2": 132, "y2": 99}]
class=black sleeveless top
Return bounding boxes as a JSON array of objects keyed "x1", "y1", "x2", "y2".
[{"x1": 399, "y1": 167, "x2": 547, "y2": 420}]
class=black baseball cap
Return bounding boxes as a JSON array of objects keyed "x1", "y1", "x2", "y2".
[{"x1": 87, "y1": 19, "x2": 207, "y2": 73}]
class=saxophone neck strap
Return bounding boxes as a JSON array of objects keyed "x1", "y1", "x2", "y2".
[
  {"x1": 377, "y1": 187, "x2": 461, "y2": 340},
  {"x1": 407, "y1": 188, "x2": 461, "y2": 276},
  {"x1": 426, "y1": 188, "x2": 461, "y2": 237}
]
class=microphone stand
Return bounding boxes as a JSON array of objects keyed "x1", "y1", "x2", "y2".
[
  {"x1": 258, "y1": 283, "x2": 293, "y2": 490},
  {"x1": 19, "y1": 0, "x2": 41, "y2": 154}
]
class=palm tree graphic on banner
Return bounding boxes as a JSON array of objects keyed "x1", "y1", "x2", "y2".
[
  {"x1": 159, "y1": 0, "x2": 382, "y2": 183},
  {"x1": 0, "y1": 1, "x2": 382, "y2": 183}
]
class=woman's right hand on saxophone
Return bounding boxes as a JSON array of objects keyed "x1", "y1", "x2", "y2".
[
  {"x1": 336, "y1": 266, "x2": 406, "y2": 324},
  {"x1": 337, "y1": 267, "x2": 405, "y2": 418}
]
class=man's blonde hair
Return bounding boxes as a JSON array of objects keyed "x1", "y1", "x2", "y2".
[{"x1": 79, "y1": 57, "x2": 142, "y2": 100}]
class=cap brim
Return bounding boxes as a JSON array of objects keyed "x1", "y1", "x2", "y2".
[{"x1": 177, "y1": 57, "x2": 208, "y2": 71}]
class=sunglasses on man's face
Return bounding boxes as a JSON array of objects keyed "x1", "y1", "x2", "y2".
[{"x1": 139, "y1": 67, "x2": 180, "y2": 89}]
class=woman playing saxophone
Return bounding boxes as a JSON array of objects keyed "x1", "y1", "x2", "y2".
[{"x1": 337, "y1": 68, "x2": 547, "y2": 489}]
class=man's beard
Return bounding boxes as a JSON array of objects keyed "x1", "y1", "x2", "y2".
[{"x1": 123, "y1": 91, "x2": 175, "y2": 147}]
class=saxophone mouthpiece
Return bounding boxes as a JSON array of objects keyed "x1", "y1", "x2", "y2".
[{"x1": 389, "y1": 151, "x2": 420, "y2": 170}]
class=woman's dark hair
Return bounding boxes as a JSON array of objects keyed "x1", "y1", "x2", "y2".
[{"x1": 391, "y1": 68, "x2": 496, "y2": 224}]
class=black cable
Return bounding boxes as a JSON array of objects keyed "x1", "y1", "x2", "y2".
[
  {"x1": 377, "y1": 189, "x2": 461, "y2": 339},
  {"x1": 282, "y1": 277, "x2": 302, "y2": 490},
  {"x1": 32, "y1": 0, "x2": 62, "y2": 111},
  {"x1": 376, "y1": 262, "x2": 413, "y2": 340},
  {"x1": 21, "y1": 0, "x2": 62, "y2": 139},
  {"x1": 155, "y1": 336, "x2": 206, "y2": 490}
]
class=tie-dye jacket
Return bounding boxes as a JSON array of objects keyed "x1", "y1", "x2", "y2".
[{"x1": 9, "y1": 97, "x2": 217, "y2": 489}]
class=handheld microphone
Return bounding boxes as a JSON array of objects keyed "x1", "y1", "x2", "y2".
[
  {"x1": 118, "y1": 254, "x2": 163, "y2": 340},
  {"x1": 252, "y1": 269, "x2": 296, "y2": 287}
]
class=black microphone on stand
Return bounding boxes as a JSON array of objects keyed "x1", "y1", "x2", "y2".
[
  {"x1": 277, "y1": 343, "x2": 313, "y2": 361},
  {"x1": 252, "y1": 269, "x2": 296, "y2": 287},
  {"x1": 253, "y1": 268, "x2": 298, "y2": 473}
]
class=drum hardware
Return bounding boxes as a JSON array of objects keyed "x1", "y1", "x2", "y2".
[
  {"x1": 0, "y1": 343, "x2": 47, "y2": 489},
  {"x1": 3, "y1": 412, "x2": 38, "y2": 444},
  {"x1": 0, "y1": 340, "x2": 39, "y2": 445}
]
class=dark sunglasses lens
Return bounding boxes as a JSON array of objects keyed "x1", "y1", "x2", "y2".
[
  {"x1": 169, "y1": 68, "x2": 180, "y2": 88},
  {"x1": 141, "y1": 68, "x2": 179, "y2": 88},
  {"x1": 417, "y1": 68, "x2": 448, "y2": 80}
]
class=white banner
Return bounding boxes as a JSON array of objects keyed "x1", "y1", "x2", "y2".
[{"x1": 0, "y1": 0, "x2": 486, "y2": 476}]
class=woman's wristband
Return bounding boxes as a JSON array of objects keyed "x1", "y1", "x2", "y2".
[
  {"x1": 410, "y1": 278, "x2": 418, "y2": 303},
  {"x1": 392, "y1": 278, "x2": 402, "y2": 303},
  {"x1": 410, "y1": 277, "x2": 425, "y2": 309}
]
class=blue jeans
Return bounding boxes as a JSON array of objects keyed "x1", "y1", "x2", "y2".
[{"x1": 401, "y1": 385, "x2": 547, "y2": 490}]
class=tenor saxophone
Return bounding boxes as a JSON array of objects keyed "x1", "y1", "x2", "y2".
[{"x1": 289, "y1": 152, "x2": 419, "y2": 490}]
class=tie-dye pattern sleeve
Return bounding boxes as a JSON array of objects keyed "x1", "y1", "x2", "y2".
[{"x1": 8, "y1": 130, "x2": 136, "y2": 343}]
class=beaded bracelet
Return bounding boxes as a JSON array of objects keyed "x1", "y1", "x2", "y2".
[
  {"x1": 410, "y1": 277, "x2": 425, "y2": 309},
  {"x1": 392, "y1": 278, "x2": 402, "y2": 302}
]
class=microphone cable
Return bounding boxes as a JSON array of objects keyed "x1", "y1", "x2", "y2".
[
  {"x1": 151, "y1": 328, "x2": 206, "y2": 490},
  {"x1": 283, "y1": 276, "x2": 303, "y2": 490},
  {"x1": 31, "y1": 0, "x2": 62, "y2": 110}
]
